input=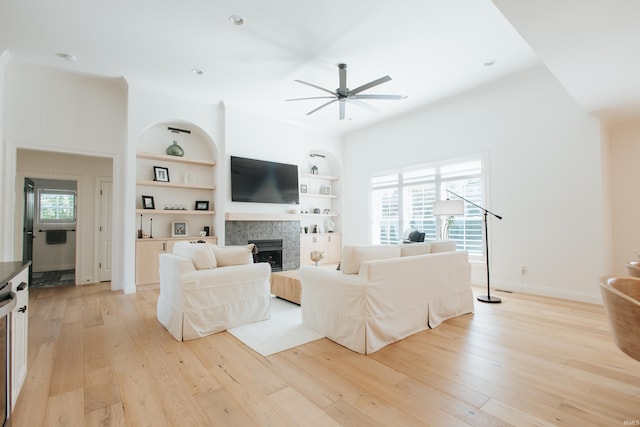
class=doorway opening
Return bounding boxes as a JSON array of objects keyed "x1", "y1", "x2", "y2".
[{"x1": 24, "y1": 178, "x2": 77, "y2": 288}]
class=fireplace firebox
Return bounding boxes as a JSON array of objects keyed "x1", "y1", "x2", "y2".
[{"x1": 248, "y1": 239, "x2": 283, "y2": 272}]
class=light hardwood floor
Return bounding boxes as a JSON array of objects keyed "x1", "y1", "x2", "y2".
[{"x1": 12, "y1": 283, "x2": 640, "y2": 426}]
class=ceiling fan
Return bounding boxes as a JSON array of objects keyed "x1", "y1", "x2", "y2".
[{"x1": 286, "y1": 63, "x2": 405, "y2": 120}]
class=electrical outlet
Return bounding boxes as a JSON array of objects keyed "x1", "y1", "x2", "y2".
[{"x1": 520, "y1": 266, "x2": 526, "y2": 275}]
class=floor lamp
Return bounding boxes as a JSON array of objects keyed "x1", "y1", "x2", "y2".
[
  {"x1": 447, "y1": 190, "x2": 503, "y2": 304},
  {"x1": 432, "y1": 199, "x2": 464, "y2": 239}
]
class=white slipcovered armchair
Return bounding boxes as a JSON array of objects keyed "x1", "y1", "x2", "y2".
[{"x1": 157, "y1": 241, "x2": 271, "y2": 341}]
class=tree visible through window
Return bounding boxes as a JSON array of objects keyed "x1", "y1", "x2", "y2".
[
  {"x1": 38, "y1": 189, "x2": 76, "y2": 223},
  {"x1": 371, "y1": 157, "x2": 484, "y2": 257}
]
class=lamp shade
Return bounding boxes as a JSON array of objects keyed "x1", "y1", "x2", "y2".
[{"x1": 432, "y1": 199, "x2": 464, "y2": 216}]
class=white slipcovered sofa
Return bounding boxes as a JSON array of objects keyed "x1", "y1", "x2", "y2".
[
  {"x1": 299, "y1": 240, "x2": 473, "y2": 354},
  {"x1": 157, "y1": 241, "x2": 271, "y2": 341}
]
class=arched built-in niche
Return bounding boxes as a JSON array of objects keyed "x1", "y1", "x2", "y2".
[{"x1": 134, "y1": 120, "x2": 219, "y2": 285}]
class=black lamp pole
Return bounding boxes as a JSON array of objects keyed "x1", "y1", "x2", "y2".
[{"x1": 447, "y1": 190, "x2": 503, "y2": 303}]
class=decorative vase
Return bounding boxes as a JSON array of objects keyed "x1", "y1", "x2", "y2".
[
  {"x1": 166, "y1": 141, "x2": 184, "y2": 157},
  {"x1": 310, "y1": 250, "x2": 324, "y2": 266}
]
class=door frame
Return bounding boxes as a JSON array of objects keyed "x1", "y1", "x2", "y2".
[
  {"x1": 22, "y1": 176, "x2": 79, "y2": 284},
  {"x1": 15, "y1": 170, "x2": 81, "y2": 283}
]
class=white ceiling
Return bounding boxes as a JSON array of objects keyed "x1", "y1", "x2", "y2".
[{"x1": 1, "y1": 0, "x2": 638, "y2": 135}]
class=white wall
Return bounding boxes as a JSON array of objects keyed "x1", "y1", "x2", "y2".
[
  {"x1": 343, "y1": 68, "x2": 606, "y2": 302},
  {"x1": 1, "y1": 62, "x2": 126, "y2": 289},
  {"x1": 609, "y1": 119, "x2": 640, "y2": 273}
]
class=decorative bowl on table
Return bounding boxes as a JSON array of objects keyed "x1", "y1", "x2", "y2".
[{"x1": 310, "y1": 250, "x2": 324, "y2": 266}]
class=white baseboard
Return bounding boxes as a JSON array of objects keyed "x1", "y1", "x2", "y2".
[{"x1": 474, "y1": 279, "x2": 603, "y2": 305}]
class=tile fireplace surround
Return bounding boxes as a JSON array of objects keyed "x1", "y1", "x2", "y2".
[{"x1": 225, "y1": 220, "x2": 300, "y2": 271}]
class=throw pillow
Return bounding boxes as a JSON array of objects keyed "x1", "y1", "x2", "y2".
[
  {"x1": 211, "y1": 244, "x2": 255, "y2": 267},
  {"x1": 173, "y1": 241, "x2": 217, "y2": 269},
  {"x1": 340, "y1": 245, "x2": 401, "y2": 274}
]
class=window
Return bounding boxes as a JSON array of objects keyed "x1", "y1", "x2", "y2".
[
  {"x1": 38, "y1": 189, "x2": 76, "y2": 224},
  {"x1": 371, "y1": 156, "x2": 484, "y2": 257}
]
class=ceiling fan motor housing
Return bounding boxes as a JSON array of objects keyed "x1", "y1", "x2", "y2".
[{"x1": 287, "y1": 63, "x2": 403, "y2": 119}]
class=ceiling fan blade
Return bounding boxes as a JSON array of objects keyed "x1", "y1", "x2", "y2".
[
  {"x1": 286, "y1": 96, "x2": 336, "y2": 102},
  {"x1": 349, "y1": 75, "x2": 392, "y2": 96},
  {"x1": 306, "y1": 98, "x2": 338, "y2": 116},
  {"x1": 294, "y1": 79, "x2": 336, "y2": 96},
  {"x1": 339, "y1": 100, "x2": 346, "y2": 120},
  {"x1": 347, "y1": 98, "x2": 379, "y2": 112},
  {"x1": 350, "y1": 94, "x2": 405, "y2": 100},
  {"x1": 339, "y1": 63, "x2": 347, "y2": 94}
]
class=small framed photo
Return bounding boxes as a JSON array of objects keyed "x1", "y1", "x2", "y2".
[
  {"x1": 195, "y1": 200, "x2": 209, "y2": 211},
  {"x1": 300, "y1": 184, "x2": 308, "y2": 193},
  {"x1": 171, "y1": 221, "x2": 188, "y2": 237},
  {"x1": 153, "y1": 166, "x2": 170, "y2": 182},
  {"x1": 141, "y1": 195, "x2": 155, "y2": 209},
  {"x1": 321, "y1": 185, "x2": 331, "y2": 195}
]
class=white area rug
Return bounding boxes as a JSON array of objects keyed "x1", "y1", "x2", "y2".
[{"x1": 228, "y1": 296, "x2": 324, "y2": 357}]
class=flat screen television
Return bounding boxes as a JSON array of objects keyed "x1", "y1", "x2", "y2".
[{"x1": 230, "y1": 156, "x2": 299, "y2": 204}]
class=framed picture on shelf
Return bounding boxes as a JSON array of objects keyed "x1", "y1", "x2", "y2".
[
  {"x1": 300, "y1": 184, "x2": 308, "y2": 193},
  {"x1": 195, "y1": 200, "x2": 209, "y2": 211},
  {"x1": 141, "y1": 195, "x2": 155, "y2": 209},
  {"x1": 321, "y1": 185, "x2": 331, "y2": 195},
  {"x1": 153, "y1": 166, "x2": 170, "y2": 182},
  {"x1": 171, "y1": 221, "x2": 188, "y2": 237}
]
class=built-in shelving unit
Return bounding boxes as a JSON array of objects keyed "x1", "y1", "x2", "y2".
[
  {"x1": 135, "y1": 125, "x2": 217, "y2": 286},
  {"x1": 300, "y1": 172, "x2": 338, "y2": 181},
  {"x1": 137, "y1": 151, "x2": 216, "y2": 167},
  {"x1": 136, "y1": 180, "x2": 216, "y2": 191},
  {"x1": 135, "y1": 150, "x2": 216, "y2": 226},
  {"x1": 298, "y1": 170, "x2": 339, "y2": 234}
]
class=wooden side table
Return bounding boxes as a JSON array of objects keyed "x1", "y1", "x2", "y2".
[{"x1": 270, "y1": 270, "x2": 302, "y2": 305}]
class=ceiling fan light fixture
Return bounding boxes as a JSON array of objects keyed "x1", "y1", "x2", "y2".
[
  {"x1": 229, "y1": 14, "x2": 244, "y2": 26},
  {"x1": 191, "y1": 68, "x2": 204, "y2": 75}
]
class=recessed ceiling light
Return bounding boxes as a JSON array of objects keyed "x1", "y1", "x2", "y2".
[
  {"x1": 484, "y1": 59, "x2": 495, "y2": 67},
  {"x1": 57, "y1": 53, "x2": 78, "y2": 62},
  {"x1": 229, "y1": 14, "x2": 244, "y2": 25},
  {"x1": 191, "y1": 68, "x2": 204, "y2": 76}
]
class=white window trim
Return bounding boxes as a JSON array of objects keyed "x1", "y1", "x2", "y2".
[
  {"x1": 369, "y1": 152, "x2": 489, "y2": 262},
  {"x1": 37, "y1": 188, "x2": 77, "y2": 225}
]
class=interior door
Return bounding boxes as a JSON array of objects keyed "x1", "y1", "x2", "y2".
[
  {"x1": 22, "y1": 178, "x2": 35, "y2": 269},
  {"x1": 98, "y1": 181, "x2": 113, "y2": 281}
]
